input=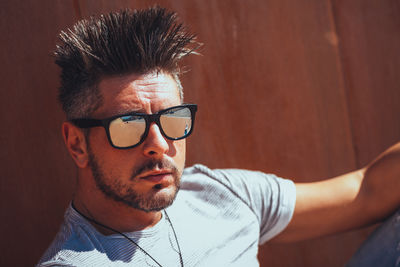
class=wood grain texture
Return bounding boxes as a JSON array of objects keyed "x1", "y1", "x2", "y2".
[
  {"x1": 0, "y1": 1, "x2": 79, "y2": 266},
  {"x1": 332, "y1": 0, "x2": 400, "y2": 166},
  {"x1": 0, "y1": 0, "x2": 398, "y2": 266}
]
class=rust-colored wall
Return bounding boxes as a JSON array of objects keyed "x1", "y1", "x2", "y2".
[{"x1": 1, "y1": 1, "x2": 399, "y2": 266}]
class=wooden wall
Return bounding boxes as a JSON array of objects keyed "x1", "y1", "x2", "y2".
[{"x1": 1, "y1": 0, "x2": 399, "y2": 266}]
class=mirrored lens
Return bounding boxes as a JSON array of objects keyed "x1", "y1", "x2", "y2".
[
  {"x1": 160, "y1": 107, "x2": 192, "y2": 139},
  {"x1": 109, "y1": 115, "x2": 146, "y2": 147}
]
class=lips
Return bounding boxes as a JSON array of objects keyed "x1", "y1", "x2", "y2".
[{"x1": 138, "y1": 169, "x2": 173, "y2": 183}]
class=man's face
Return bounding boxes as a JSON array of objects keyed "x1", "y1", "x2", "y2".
[{"x1": 86, "y1": 72, "x2": 186, "y2": 212}]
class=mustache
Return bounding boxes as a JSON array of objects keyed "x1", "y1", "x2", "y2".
[{"x1": 130, "y1": 158, "x2": 178, "y2": 180}]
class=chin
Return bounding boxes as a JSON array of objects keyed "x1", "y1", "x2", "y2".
[
  {"x1": 138, "y1": 184, "x2": 179, "y2": 212},
  {"x1": 153, "y1": 184, "x2": 179, "y2": 202}
]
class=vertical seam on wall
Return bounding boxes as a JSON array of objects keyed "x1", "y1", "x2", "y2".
[
  {"x1": 327, "y1": 0, "x2": 360, "y2": 169},
  {"x1": 73, "y1": 0, "x2": 82, "y2": 20}
]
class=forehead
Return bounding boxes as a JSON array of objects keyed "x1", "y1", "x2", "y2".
[{"x1": 94, "y1": 72, "x2": 181, "y2": 117}]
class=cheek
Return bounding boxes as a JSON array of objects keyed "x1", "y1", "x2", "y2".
[
  {"x1": 88, "y1": 128, "x2": 133, "y2": 171},
  {"x1": 88, "y1": 128, "x2": 109, "y2": 154},
  {"x1": 172, "y1": 139, "x2": 186, "y2": 167}
]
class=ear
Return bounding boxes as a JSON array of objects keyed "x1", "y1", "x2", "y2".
[{"x1": 62, "y1": 122, "x2": 89, "y2": 168}]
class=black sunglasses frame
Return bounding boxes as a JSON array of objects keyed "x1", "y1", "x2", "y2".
[{"x1": 71, "y1": 104, "x2": 197, "y2": 149}]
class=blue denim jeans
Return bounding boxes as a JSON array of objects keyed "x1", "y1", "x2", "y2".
[{"x1": 346, "y1": 209, "x2": 400, "y2": 267}]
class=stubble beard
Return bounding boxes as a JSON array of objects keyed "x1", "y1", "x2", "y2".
[{"x1": 87, "y1": 149, "x2": 182, "y2": 212}]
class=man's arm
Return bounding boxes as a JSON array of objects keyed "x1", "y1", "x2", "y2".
[{"x1": 272, "y1": 142, "x2": 400, "y2": 243}]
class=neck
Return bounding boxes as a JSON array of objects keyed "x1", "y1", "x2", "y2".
[{"x1": 73, "y1": 187, "x2": 162, "y2": 235}]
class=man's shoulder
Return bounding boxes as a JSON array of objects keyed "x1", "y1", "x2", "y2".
[
  {"x1": 182, "y1": 163, "x2": 280, "y2": 189},
  {"x1": 37, "y1": 208, "x2": 104, "y2": 266},
  {"x1": 180, "y1": 164, "x2": 284, "y2": 202},
  {"x1": 181, "y1": 164, "x2": 236, "y2": 190},
  {"x1": 182, "y1": 163, "x2": 256, "y2": 180}
]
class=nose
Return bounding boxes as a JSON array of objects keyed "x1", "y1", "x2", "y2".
[{"x1": 142, "y1": 123, "x2": 169, "y2": 157}]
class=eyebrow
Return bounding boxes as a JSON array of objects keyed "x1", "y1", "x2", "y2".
[{"x1": 104, "y1": 107, "x2": 147, "y2": 118}]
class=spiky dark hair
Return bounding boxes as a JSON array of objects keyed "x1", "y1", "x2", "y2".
[{"x1": 55, "y1": 6, "x2": 198, "y2": 119}]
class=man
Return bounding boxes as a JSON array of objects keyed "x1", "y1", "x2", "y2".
[{"x1": 38, "y1": 6, "x2": 400, "y2": 266}]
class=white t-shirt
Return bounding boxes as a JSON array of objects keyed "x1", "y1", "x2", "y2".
[{"x1": 38, "y1": 164, "x2": 296, "y2": 267}]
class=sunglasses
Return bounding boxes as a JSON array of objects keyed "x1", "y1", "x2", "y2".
[{"x1": 71, "y1": 104, "x2": 197, "y2": 149}]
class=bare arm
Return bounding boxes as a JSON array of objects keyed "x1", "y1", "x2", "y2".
[{"x1": 273, "y1": 142, "x2": 400, "y2": 243}]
